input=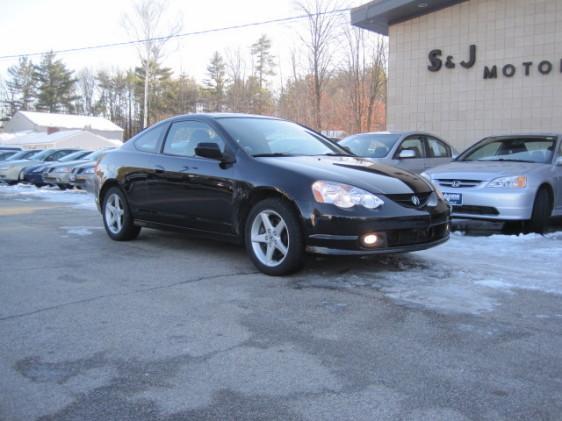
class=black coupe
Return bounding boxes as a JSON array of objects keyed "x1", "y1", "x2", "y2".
[{"x1": 95, "y1": 114, "x2": 450, "y2": 275}]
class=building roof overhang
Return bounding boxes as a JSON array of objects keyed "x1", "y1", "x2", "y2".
[{"x1": 351, "y1": 0, "x2": 468, "y2": 35}]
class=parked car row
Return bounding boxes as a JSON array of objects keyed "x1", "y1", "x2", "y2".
[
  {"x1": 339, "y1": 131, "x2": 562, "y2": 232},
  {"x1": 0, "y1": 147, "x2": 114, "y2": 192}
]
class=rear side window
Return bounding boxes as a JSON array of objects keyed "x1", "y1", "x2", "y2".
[
  {"x1": 427, "y1": 137, "x2": 451, "y2": 158},
  {"x1": 134, "y1": 124, "x2": 166, "y2": 153}
]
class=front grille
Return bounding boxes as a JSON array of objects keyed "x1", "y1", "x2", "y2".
[
  {"x1": 386, "y1": 223, "x2": 448, "y2": 247},
  {"x1": 437, "y1": 179, "x2": 482, "y2": 188},
  {"x1": 387, "y1": 192, "x2": 432, "y2": 208},
  {"x1": 452, "y1": 205, "x2": 499, "y2": 215}
]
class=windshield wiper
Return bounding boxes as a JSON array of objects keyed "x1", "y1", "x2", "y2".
[
  {"x1": 478, "y1": 158, "x2": 535, "y2": 163},
  {"x1": 319, "y1": 152, "x2": 350, "y2": 156},
  {"x1": 252, "y1": 153, "x2": 295, "y2": 157}
]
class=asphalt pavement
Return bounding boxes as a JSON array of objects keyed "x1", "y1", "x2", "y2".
[{"x1": 1, "y1": 190, "x2": 562, "y2": 421}]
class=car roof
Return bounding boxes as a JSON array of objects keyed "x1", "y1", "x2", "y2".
[
  {"x1": 481, "y1": 133, "x2": 562, "y2": 139},
  {"x1": 348, "y1": 130, "x2": 440, "y2": 136},
  {"x1": 165, "y1": 113, "x2": 282, "y2": 123}
]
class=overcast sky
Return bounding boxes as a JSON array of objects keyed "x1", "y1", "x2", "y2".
[{"x1": 0, "y1": 0, "x2": 366, "y2": 86}]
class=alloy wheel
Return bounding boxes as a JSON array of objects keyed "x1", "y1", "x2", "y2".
[
  {"x1": 250, "y1": 209, "x2": 289, "y2": 267},
  {"x1": 105, "y1": 193, "x2": 125, "y2": 234}
]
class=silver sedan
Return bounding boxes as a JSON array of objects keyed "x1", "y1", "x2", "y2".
[
  {"x1": 339, "y1": 131, "x2": 455, "y2": 173},
  {"x1": 423, "y1": 134, "x2": 562, "y2": 232}
]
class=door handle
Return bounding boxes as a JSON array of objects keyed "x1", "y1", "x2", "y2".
[{"x1": 154, "y1": 165, "x2": 165, "y2": 174}]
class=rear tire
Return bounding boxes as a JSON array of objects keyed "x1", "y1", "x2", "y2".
[
  {"x1": 529, "y1": 187, "x2": 552, "y2": 233},
  {"x1": 102, "y1": 187, "x2": 141, "y2": 241},
  {"x1": 57, "y1": 184, "x2": 67, "y2": 190},
  {"x1": 245, "y1": 198, "x2": 305, "y2": 276}
]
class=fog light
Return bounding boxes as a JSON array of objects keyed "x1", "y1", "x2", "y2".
[{"x1": 361, "y1": 233, "x2": 379, "y2": 247}]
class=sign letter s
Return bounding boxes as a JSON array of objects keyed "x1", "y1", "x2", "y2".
[{"x1": 428, "y1": 49, "x2": 442, "y2": 72}]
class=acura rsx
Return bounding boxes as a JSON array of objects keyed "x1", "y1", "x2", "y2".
[{"x1": 95, "y1": 114, "x2": 450, "y2": 275}]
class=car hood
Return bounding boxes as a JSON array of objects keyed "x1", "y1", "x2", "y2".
[
  {"x1": 257, "y1": 155, "x2": 432, "y2": 194},
  {"x1": 426, "y1": 161, "x2": 547, "y2": 181},
  {"x1": 0, "y1": 159, "x2": 40, "y2": 169}
]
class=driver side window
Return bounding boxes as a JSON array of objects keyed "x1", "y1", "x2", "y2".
[
  {"x1": 163, "y1": 121, "x2": 225, "y2": 157},
  {"x1": 397, "y1": 136, "x2": 425, "y2": 158}
]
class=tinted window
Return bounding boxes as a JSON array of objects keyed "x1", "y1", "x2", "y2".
[
  {"x1": 163, "y1": 121, "x2": 225, "y2": 157},
  {"x1": 461, "y1": 137, "x2": 556, "y2": 163},
  {"x1": 58, "y1": 150, "x2": 88, "y2": 162},
  {"x1": 340, "y1": 134, "x2": 400, "y2": 158},
  {"x1": 427, "y1": 137, "x2": 450, "y2": 158},
  {"x1": 218, "y1": 117, "x2": 346, "y2": 157},
  {"x1": 397, "y1": 136, "x2": 425, "y2": 158},
  {"x1": 134, "y1": 124, "x2": 166, "y2": 153}
]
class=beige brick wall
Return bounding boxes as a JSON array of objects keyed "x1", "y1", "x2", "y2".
[{"x1": 387, "y1": 0, "x2": 562, "y2": 151}]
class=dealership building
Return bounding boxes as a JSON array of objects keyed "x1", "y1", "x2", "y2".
[{"x1": 352, "y1": 0, "x2": 562, "y2": 150}]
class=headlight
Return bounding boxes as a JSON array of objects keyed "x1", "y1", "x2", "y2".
[
  {"x1": 312, "y1": 181, "x2": 384, "y2": 209},
  {"x1": 55, "y1": 167, "x2": 72, "y2": 173},
  {"x1": 83, "y1": 167, "x2": 95, "y2": 174},
  {"x1": 487, "y1": 175, "x2": 527, "y2": 188}
]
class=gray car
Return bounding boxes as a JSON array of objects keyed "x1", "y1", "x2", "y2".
[
  {"x1": 339, "y1": 131, "x2": 455, "y2": 173},
  {"x1": 423, "y1": 134, "x2": 562, "y2": 232}
]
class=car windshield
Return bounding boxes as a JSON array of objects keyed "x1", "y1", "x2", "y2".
[
  {"x1": 83, "y1": 149, "x2": 112, "y2": 161},
  {"x1": 7, "y1": 150, "x2": 41, "y2": 161},
  {"x1": 217, "y1": 117, "x2": 349, "y2": 157},
  {"x1": 31, "y1": 149, "x2": 55, "y2": 161},
  {"x1": 339, "y1": 134, "x2": 401, "y2": 158},
  {"x1": 58, "y1": 151, "x2": 89, "y2": 162},
  {"x1": 459, "y1": 137, "x2": 557, "y2": 164}
]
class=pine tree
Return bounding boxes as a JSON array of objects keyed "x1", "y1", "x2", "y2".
[
  {"x1": 4, "y1": 56, "x2": 36, "y2": 116},
  {"x1": 250, "y1": 35, "x2": 275, "y2": 114},
  {"x1": 34, "y1": 52, "x2": 78, "y2": 113},
  {"x1": 204, "y1": 52, "x2": 226, "y2": 112}
]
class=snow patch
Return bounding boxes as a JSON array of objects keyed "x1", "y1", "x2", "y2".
[{"x1": 0, "y1": 184, "x2": 96, "y2": 210}]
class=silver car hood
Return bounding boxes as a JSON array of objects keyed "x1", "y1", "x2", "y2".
[{"x1": 426, "y1": 161, "x2": 546, "y2": 181}]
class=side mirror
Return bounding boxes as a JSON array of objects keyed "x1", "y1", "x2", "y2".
[
  {"x1": 399, "y1": 149, "x2": 417, "y2": 159},
  {"x1": 556, "y1": 156, "x2": 562, "y2": 166},
  {"x1": 195, "y1": 142, "x2": 223, "y2": 161}
]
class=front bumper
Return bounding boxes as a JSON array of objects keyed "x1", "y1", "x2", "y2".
[
  {"x1": 439, "y1": 187, "x2": 535, "y2": 221},
  {"x1": 42, "y1": 171, "x2": 72, "y2": 185},
  {"x1": 303, "y1": 198, "x2": 450, "y2": 255},
  {"x1": 22, "y1": 172, "x2": 45, "y2": 185}
]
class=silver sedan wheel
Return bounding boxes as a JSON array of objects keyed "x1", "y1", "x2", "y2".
[
  {"x1": 250, "y1": 210, "x2": 289, "y2": 267},
  {"x1": 105, "y1": 193, "x2": 125, "y2": 235}
]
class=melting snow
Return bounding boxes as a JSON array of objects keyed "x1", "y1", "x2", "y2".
[{"x1": 0, "y1": 184, "x2": 96, "y2": 210}]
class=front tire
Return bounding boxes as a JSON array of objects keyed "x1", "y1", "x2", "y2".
[
  {"x1": 529, "y1": 187, "x2": 552, "y2": 233},
  {"x1": 102, "y1": 187, "x2": 141, "y2": 241},
  {"x1": 245, "y1": 198, "x2": 305, "y2": 276}
]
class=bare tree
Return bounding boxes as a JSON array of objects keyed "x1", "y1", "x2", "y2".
[
  {"x1": 76, "y1": 68, "x2": 96, "y2": 115},
  {"x1": 296, "y1": 0, "x2": 340, "y2": 130},
  {"x1": 122, "y1": 0, "x2": 182, "y2": 128},
  {"x1": 366, "y1": 37, "x2": 387, "y2": 131}
]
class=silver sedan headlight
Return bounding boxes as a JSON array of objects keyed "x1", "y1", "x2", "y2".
[
  {"x1": 312, "y1": 181, "x2": 384, "y2": 209},
  {"x1": 487, "y1": 175, "x2": 527, "y2": 188}
]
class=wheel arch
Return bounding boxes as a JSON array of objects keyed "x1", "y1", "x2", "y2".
[
  {"x1": 236, "y1": 187, "x2": 304, "y2": 241},
  {"x1": 98, "y1": 179, "x2": 123, "y2": 207},
  {"x1": 537, "y1": 182, "x2": 554, "y2": 210}
]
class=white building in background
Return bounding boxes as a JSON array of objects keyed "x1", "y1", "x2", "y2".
[
  {"x1": 4, "y1": 111, "x2": 124, "y2": 141},
  {"x1": 352, "y1": 0, "x2": 562, "y2": 150},
  {"x1": 1, "y1": 130, "x2": 121, "y2": 150}
]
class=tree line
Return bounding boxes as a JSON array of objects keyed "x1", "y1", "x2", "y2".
[{"x1": 0, "y1": 0, "x2": 387, "y2": 140}]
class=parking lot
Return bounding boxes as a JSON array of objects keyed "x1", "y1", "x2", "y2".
[{"x1": 1, "y1": 185, "x2": 562, "y2": 420}]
